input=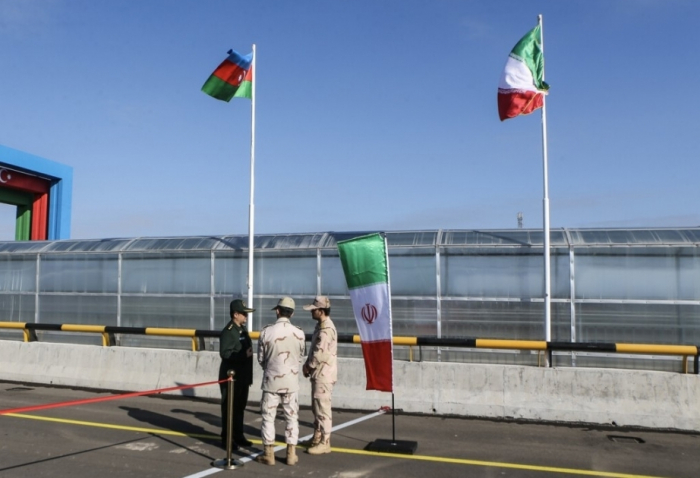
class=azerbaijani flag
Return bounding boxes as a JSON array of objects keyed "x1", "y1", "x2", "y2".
[
  {"x1": 498, "y1": 25, "x2": 549, "y2": 121},
  {"x1": 201, "y1": 50, "x2": 253, "y2": 102},
  {"x1": 337, "y1": 233, "x2": 393, "y2": 392}
]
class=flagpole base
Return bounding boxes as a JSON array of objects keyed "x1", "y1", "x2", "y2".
[
  {"x1": 211, "y1": 458, "x2": 244, "y2": 470},
  {"x1": 365, "y1": 439, "x2": 418, "y2": 455}
]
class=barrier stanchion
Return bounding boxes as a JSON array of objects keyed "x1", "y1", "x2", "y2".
[{"x1": 211, "y1": 370, "x2": 243, "y2": 470}]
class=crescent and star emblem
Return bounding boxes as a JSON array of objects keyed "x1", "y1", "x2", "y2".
[{"x1": 0, "y1": 169, "x2": 11, "y2": 184}]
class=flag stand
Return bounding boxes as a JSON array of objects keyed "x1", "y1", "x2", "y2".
[
  {"x1": 365, "y1": 393, "x2": 417, "y2": 455},
  {"x1": 211, "y1": 371, "x2": 244, "y2": 469},
  {"x1": 337, "y1": 234, "x2": 416, "y2": 454},
  {"x1": 245, "y1": 43, "x2": 257, "y2": 333}
]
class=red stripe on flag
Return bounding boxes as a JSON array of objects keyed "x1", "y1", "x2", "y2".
[
  {"x1": 242, "y1": 66, "x2": 253, "y2": 82},
  {"x1": 498, "y1": 90, "x2": 544, "y2": 121},
  {"x1": 361, "y1": 340, "x2": 393, "y2": 392},
  {"x1": 212, "y1": 60, "x2": 248, "y2": 87}
]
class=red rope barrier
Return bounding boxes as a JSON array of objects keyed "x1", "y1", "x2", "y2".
[{"x1": 0, "y1": 378, "x2": 230, "y2": 415}]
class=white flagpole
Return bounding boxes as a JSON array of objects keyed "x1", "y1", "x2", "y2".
[
  {"x1": 538, "y1": 15, "x2": 552, "y2": 346},
  {"x1": 246, "y1": 44, "x2": 256, "y2": 332}
]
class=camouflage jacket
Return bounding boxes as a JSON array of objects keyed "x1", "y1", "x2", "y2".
[
  {"x1": 304, "y1": 317, "x2": 338, "y2": 384},
  {"x1": 257, "y1": 317, "x2": 306, "y2": 393}
]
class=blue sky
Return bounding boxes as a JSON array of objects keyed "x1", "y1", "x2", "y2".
[{"x1": 0, "y1": 0, "x2": 698, "y2": 240}]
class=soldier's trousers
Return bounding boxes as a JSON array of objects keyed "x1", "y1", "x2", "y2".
[
  {"x1": 260, "y1": 391, "x2": 299, "y2": 445},
  {"x1": 311, "y1": 381, "x2": 334, "y2": 438},
  {"x1": 220, "y1": 381, "x2": 249, "y2": 442}
]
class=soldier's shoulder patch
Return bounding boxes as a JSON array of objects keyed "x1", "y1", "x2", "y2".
[{"x1": 226, "y1": 323, "x2": 234, "y2": 330}]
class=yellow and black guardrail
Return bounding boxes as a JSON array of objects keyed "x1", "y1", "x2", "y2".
[{"x1": 1, "y1": 321, "x2": 698, "y2": 374}]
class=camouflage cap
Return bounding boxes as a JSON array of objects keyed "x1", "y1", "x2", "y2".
[
  {"x1": 303, "y1": 296, "x2": 331, "y2": 310},
  {"x1": 272, "y1": 296, "x2": 295, "y2": 310}
]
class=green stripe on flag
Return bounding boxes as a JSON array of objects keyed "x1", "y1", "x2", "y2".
[
  {"x1": 201, "y1": 76, "x2": 238, "y2": 102},
  {"x1": 510, "y1": 25, "x2": 548, "y2": 92},
  {"x1": 233, "y1": 80, "x2": 252, "y2": 99},
  {"x1": 337, "y1": 233, "x2": 388, "y2": 290}
]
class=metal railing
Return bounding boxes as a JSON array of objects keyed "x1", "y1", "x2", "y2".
[{"x1": 1, "y1": 321, "x2": 698, "y2": 374}]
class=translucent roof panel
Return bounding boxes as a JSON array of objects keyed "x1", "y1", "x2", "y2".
[
  {"x1": 321, "y1": 231, "x2": 439, "y2": 248},
  {"x1": 567, "y1": 228, "x2": 700, "y2": 246},
  {"x1": 323, "y1": 231, "x2": 381, "y2": 247},
  {"x1": 387, "y1": 231, "x2": 439, "y2": 246},
  {"x1": 254, "y1": 233, "x2": 329, "y2": 250},
  {"x1": 121, "y1": 237, "x2": 227, "y2": 251},
  {"x1": 0, "y1": 241, "x2": 52, "y2": 253},
  {"x1": 0, "y1": 227, "x2": 698, "y2": 254},
  {"x1": 440, "y1": 230, "x2": 569, "y2": 247},
  {"x1": 44, "y1": 238, "x2": 134, "y2": 253}
]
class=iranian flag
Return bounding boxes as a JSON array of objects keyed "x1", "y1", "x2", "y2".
[
  {"x1": 337, "y1": 233, "x2": 393, "y2": 392},
  {"x1": 498, "y1": 25, "x2": 549, "y2": 121},
  {"x1": 201, "y1": 49, "x2": 253, "y2": 102}
]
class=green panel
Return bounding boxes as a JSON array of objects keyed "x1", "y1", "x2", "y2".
[
  {"x1": 0, "y1": 187, "x2": 33, "y2": 241},
  {"x1": 16, "y1": 206, "x2": 31, "y2": 241},
  {"x1": 337, "y1": 233, "x2": 388, "y2": 289},
  {"x1": 0, "y1": 188, "x2": 33, "y2": 206}
]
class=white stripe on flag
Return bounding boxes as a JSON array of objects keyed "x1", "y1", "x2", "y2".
[
  {"x1": 349, "y1": 282, "x2": 392, "y2": 342},
  {"x1": 498, "y1": 55, "x2": 536, "y2": 91}
]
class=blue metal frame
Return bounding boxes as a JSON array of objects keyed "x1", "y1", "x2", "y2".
[{"x1": 0, "y1": 144, "x2": 73, "y2": 239}]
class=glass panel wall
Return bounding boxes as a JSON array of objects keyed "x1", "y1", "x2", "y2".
[
  {"x1": 122, "y1": 253, "x2": 210, "y2": 294},
  {"x1": 0, "y1": 255, "x2": 36, "y2": 292},
  {"x1": 121, "y1": 296, "x2": 210, "y2": 329},
  {"x1": 254, "y1": 250, "x2": 317, "y2": 296},
  {"x1": 214, "y1": 253, "x2": 247, "y2": 296},
  {"x1": 575, "y1": 248, "x2": 700, "y2": 301},
  {"x1": 442, "y1": 300, "x2": 542, "y2": 340},
  {"x1": 392, "y1": 298, "x2": 437, "y2": 336},
  {"x1": 0, "y1": 293, "x2": 35, "y2": 322},
  {"x1": 0, "y1": 228, "x2": 698, "y2": 370},
  {"x1": 320, "y1": 251, "x2": 346, "y2": 295},
  {"x1": 575, "y1": 302, "x2": 700, "y2": 344},
  {"x1": 390, "y1": 249, "x2": 436, "y2": 296},
  {"x1": 39, "y1": 295, "x2": 117, "y2": 325},
  {"x1": 441, "y1": 248, "x2": 540, "y2": 299}
]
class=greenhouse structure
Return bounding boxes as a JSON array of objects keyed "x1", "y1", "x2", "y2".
[{"x1": 0, "y1": 227, "x2": 698, "y2": 371}]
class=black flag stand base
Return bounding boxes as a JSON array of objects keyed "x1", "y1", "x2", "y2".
[
  {"x1": 366, "y1": 438, "x2": 418, "y2": 455},
  {"x1": 365, "y1": 393, "x2": 418, "y2": 455}
]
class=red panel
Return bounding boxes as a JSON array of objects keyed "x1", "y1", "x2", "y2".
[
  {"x1": 0, "y1": 167, "x2": 50, "y2": 194},
  {"x1": 31, "y1": 193, "x2": 49, "y2": 240},
  {"x1": 360, "y1": 340, "x2": 393, "y2": 392},
  {"x1": 212, "y1": 59, "x2": 247, "y2": 86}
]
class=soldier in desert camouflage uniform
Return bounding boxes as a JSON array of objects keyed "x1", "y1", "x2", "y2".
[
  {"x1": 302, "y1": 296, "x2": 338, "y2": 455},
  {"x1": 256, "y1": 297, "x2": 306, "y2": 466}
]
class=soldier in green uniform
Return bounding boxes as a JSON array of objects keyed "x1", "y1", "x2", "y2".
[{"x1": 219, "y1": 299, "x2": 255, "y2": 449}]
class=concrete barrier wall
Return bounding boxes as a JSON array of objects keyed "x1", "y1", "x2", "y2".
[{"x1": 1, "y1": 340, "x2": 698, "y2": 432}]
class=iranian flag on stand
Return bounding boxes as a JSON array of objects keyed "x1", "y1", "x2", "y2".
[
  {"x1": 498, "y1": 24, "x2": 549, "y2": 121},
  {"x1": 337, "y1": 233, "x2": 393, "y2": 392},
  {"x1": 201, "y1": 49, "x2": 253, "y2": 102}
]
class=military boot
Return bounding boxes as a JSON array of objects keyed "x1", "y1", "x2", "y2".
[
  {"x1": 286, "y1": 444, "x2": 298, "y2": 465},
  {"x1": 307, "y1": 436, "x2": 331, "y2": 455},
  {"x1": 256, "y1": 445, "x2": 275, "y2": 465},
  {"x1": 302, "y1": 430, "x2": 322, "y2": 447}
]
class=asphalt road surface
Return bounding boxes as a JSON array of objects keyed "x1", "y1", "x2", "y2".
[{"x1": 0, "y1": 381, "x2": 698, "y2": 478}]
